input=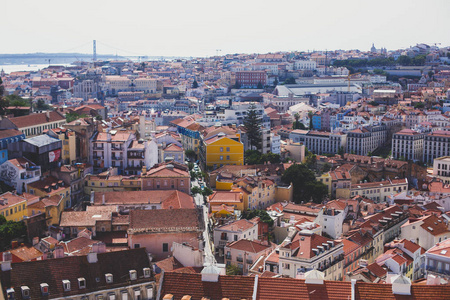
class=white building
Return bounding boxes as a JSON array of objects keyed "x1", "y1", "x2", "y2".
[
  {"x1": 91, "y1": 130, "x2": 136, "y2": 173},
  {"x1": 271, "y1": 133, "x2": 281, "y2": 155},
  {"x1": 0, "y1": 158, "x2": 41, "y2": 194},
  {"x1": 276, "y1": 231, "x2": 344, "y2": 281},
  {"x1": 350, "y1": 179, "x2": 408, "y2": 203},
  {"x1": 346, "y1": 125, "x2": 387, "y2": 156},
  {"x1": 425, "y1": 238, "x2": 450, "y2": 280},
  {"x1": 125, "y1": 139, "x2": 158, "y2": 176},
  {"x1": 433, "y1": 156, "x2": 450, "y2": 184},
  {"x1": 423, "y1": 130, "x2": 450, "y2": 163},
  {"x1": 400, "y1": 214, "x2": 450, "y2": 250},
  {"x1": 293, "y1": 60, "x2": 317, "y2": 70},
  {"x1": 391, "y1": 129, "x2": 425, "y2": 162},
  {"x1": 289, "y1": 130, "x2": 347, "y2": 155},
  {"x1": 213, "y1": 218, "x2": 259, "y2": 256}
]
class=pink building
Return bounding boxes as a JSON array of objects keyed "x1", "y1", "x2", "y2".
[{"x1": 127, "y1": 209, "x2": 203, "y2": 260}]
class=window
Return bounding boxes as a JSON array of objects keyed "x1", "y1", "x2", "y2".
[
  {"x1": 220, "y1": 147, "x2": 223, "y2": 152},
  {"x1": 226, "y1": 155, "x2": 230, "y2": 160},
  {"x1": 105, "y1": 273, "x2": 113, "y2": 283},
  {"x1": 121, "y1": 290, "x2": 128, "y2": 300},
  {"x1": 78, "y1": 278, "x2": 86, "y2": 289},
  {"x1": 134, "y1": 244, "x2": 140, "y2": 249},
  {"x1": 163, "y1": 243, "x2": 169, "y2": 252},
  {"x1": 62, "y1": 280, "x2": 71, "y2": 291},
  {"x1": 220, "y1": 155, "x2": 223, "y2": 160},
  {"x1": 226, "y1": 147, "x2": 230, "y2": 152}
]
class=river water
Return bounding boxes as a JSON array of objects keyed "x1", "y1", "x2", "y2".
[{"x1": 0, "y1": 64, "x2": 71, "y2": 74}]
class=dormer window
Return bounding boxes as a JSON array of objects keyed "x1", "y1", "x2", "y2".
[
  {"x1": 129, "y1": 270, "x2": 137, "y2": 280},
  {"x1": 21, "y1": 286, "x2": 30, "y2": 299},
  {"x1": 63, "y1": 280, "x2": 71, "y2": 291},
  {"x1": 40, "y1": 283, "x2": 49, "y2": 296},
  {"x1": 6, "y1": 288, "x2": 14, "y2": 300},
  {"x1": 78, "y1": 277, "x2": 86, "y2": 289},
  {"x1": 105, "y1": 273, "x2": 113, "y2": 283},
  {"x1": 143, "y1": 267, "x2": 151, "y2": 278}
]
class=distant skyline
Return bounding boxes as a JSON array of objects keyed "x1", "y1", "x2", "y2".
[{"x1": 3, "y1": 0, "x2": 450, "y2": 57}]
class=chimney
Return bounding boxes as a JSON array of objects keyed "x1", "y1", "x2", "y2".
[
  {"x1": 32, "y1": 237, "x2": 40, "y2": 246},
  {"x1": 46, "y1": 111, "x2": 50, "y2": 120},
  {"x1": 1, "y1": 252, "x2": 12, "y2": 271},
  {"x1": 201, "y1": 264, "x2": 221, "y2": 282},
  {"x1": 142, "y1": 165, "x2": 147, "y2": 174},
  {"x1": 87, "y1": 252, "x2": 98, "y2": 263},
  {"x1": 351, "y1": 279, "x2": 356, "y2": 300},
  {"x1": 391, "y1": 274, "x2": 411, "y2": 295},
  {"x1": 54, "y1": 245, "x2": 64, "y2": 258},
  {"x1": 90, "y1": 191, "x2": 95, "y2": 204},
  {"x1": 304, "y1": 269, "x2": 324, "y2": 284},
  {"x1": 102, "y1": 194, "x2": 105, "y2": 205}
]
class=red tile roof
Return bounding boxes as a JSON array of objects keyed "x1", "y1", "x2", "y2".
[
  {"x1": 128, "y1": 209, "x2": 202, "y2": 233},
  {"x1": 160, "y1": 272, "x2": 450, "y2": 300},
  {"x1": 160, "y1": 272, "x2": 255, "y2": 300},
  {"x1": 6, "y1": 111, "x2": 65, "y2": 129},
  {"x1": 226, "y1": 240, "x2": 271, "y2": 254}
]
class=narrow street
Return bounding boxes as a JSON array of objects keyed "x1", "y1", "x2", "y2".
[{"x1": 191, "y1": 171, "x2": 216, "y2": 264}]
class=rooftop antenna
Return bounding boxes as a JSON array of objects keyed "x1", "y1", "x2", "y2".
[
  {"x1": 216, "y1": 49, "x2": 222, "y2": 57},
  {"x1": 93, "y1": 40, "x2": 97, "y2": 62}
]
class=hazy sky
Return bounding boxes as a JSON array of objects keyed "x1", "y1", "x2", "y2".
[{"x1": 3, "y1": 0, "x2": 450, "y2": 57}]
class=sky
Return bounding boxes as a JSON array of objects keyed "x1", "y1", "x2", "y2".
[{"x1": 2, "y1": 0, "x2": 450, "y2": 57}]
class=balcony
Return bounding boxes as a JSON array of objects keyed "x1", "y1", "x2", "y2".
[
  {"x1": 93, "y1": 145, "x2": 104, "y2": 150},
  {"x1": 236, "y1": 257, "x2": 243, "y2": 262},
  {"x1": 225, "y1": 254, "x2": 231, "y2": 260},
  {"x1": 246, "y1": 259, "x2": 253, "y2": 265},
  {"x1": 112, "y1": 156, "x2": 123, "y2": 160}
]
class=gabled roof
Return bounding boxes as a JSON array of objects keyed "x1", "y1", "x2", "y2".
[
  {"x1": 6, "y1": 111, "x2": 65, "y2": 129},
  {"x1": 226, "y1": 240, "x2": 271, "y2": 254}
]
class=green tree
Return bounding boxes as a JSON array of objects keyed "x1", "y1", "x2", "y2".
[
  {"x1": 0, "y1": 217, "x2": 27, "y2": 251},
  {"x1": 308, "y1": 111, "x2": 314, "y2": 129},
  {"x1": 6, "y1": 95, "x2": 30, "y2": 107},
  {"x1": 0, "y1": 78, "x2": 8, "y2": 115},
  {"x1": 281, "y1": 164, "x2": 327, "y2": 204},
  {"x1": 262, "y1": 152, "x2": 281, "y2": 164},
  {"x1": 233, "y1": 81, "x2": 241, "y2": 89},
  {"x1": 185, "y1": 149, "x2": 196, "y2": 161},
  {"x1": 192, "y1": 80, "x2": 199, "y2": 88},
  {"x1": 243, "y1": 104, "x2": 262, "y2": 151},
  {"x1": 242, "y1": 209, "x2": 274, "y2": 227},
  {"x1": 66, "y1": 112, "x2": 88, "y2": 123},
  {"x1": 293, "y1": 113, "x2": 306, "y2": 130},
  {"x1": 284, "y1": 77, "x2": 296, "y2": 84},
  {"x1": 190, "y1": 170, "x2": 197, "y2": 180},
  {"x1": 226, "y1": 264, "x2": 242, "y2": 275},
  {"x1": 414, "y1": 102, "x2": 425, "y2": 109},
  {"x1": 36, "y1": 99, "x2": 51, "y2": 111},
  {"x1": 245, "y1": 150, "x2": 262, "y2": 165},
  {"x1": 257, "y1": 82, "x2": 263, "y2": 89},
  {"x1": 191, "y1": 186, "x2": 202, "y2": 196},
  {"x1": 188, "y1": 162, "x2": 194, "y2": 171},
  {"x1": 273, "y1": 78, "x2": 279, "y2": 86},
  {"x1": 202, "y1": 187, "x2": 213, "y2": 197},
  {"x1": 322, "y1": 163, "x2": 331, "y2": 173}
]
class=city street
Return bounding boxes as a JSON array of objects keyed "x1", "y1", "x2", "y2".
[{"x1": 191, "y1": 170, "x2": 216, "y2": 264}]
